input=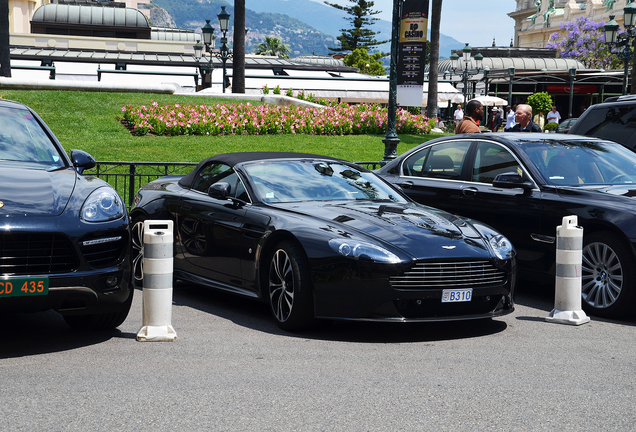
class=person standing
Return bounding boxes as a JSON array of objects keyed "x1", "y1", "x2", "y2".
[
  {"x1": 546, "y1": 106, "x2": 561, "y2": 124},
  {"x1": 454, "y1": 104, "x2": 464, "y2": 125},
  {"x1": 511, "y1": 104, "x2": 542, "y2": 132},
  {"x1": 533, "y1": 110, "x2": 546, "y2": 130},
  {"x1": 492, "y1": 107, "x2": 502, "y2": 132},
  {"x1": 504, "y1": 105, "x2": 516, "y2": 131},
  {"x1": 455, "y1": 100, "x2": 483, "y2": 134}
]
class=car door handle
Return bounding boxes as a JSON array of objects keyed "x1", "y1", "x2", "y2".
[
  {"x1": 397, "y1": 181, "x2": 414, "y2": 189},
  {"x1": 462, "y1": 187, "x2": 478, "y2": 196}
]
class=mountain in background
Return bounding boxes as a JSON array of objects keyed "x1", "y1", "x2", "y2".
[
  {"x1": 245, "y1": 0, "x2": 464, "y2": 57},
  {"x1": 149, "y1": 0, "x2": 463, "y2": 58}
]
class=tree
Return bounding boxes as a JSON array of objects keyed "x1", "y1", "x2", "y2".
[
  {"x1": 233, "y1": 0, "x2": 246, "y2": 94},
  {"x1": 426, "y1": 0, "x2": 442, "y2": 119},
  {"x1": 546, "y1": 16, "x2": 623, "y2": 70},
  {"x1": 0, "y1": 0, "x2": 11, "y2": 77},
  {"x1": 527, "y1": 91, "x2": 553, "y2": 116},
  {"x1": 344, "y1": 48, "x2": 385, "y2": 75},
  {"x1": 255, "y1": 36, "x2": 291, "y2": 59},
  {"x1": 324, "y1": 0, "x2": 387, "y2": 52}
]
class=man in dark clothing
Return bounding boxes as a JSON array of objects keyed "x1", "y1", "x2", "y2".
[
  {"x1": 492, "y1": 108, "x2": 502, "y2": 132},
  {"x1": 511, "y1": 104, "x2": 542, "y2": 132}
]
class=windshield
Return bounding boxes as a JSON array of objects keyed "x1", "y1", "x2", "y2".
[
  {"x1": 243, "y1": 160, "x2": 407, "y2": 204},
  {"x1": 0, "y1": 106, "x2": 64, "y2": 170},
  {"x1": 519, "y1": 139, "x2": 636, "y2": 187}
]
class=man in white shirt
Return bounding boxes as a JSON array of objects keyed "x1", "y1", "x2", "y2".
[
  {"x1": 546, "y1": 106, "x2": 562, "y2": 124},
  {"x1": 504, "y1": 105, "x2": 516, "y2": 131},
  {"x1": 454, "y1": 105, "x2": 464, "y2": 125}
]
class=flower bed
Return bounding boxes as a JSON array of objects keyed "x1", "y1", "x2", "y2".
[{"x1": 121, "y1": 101, "x2": 432, "y2": 137}]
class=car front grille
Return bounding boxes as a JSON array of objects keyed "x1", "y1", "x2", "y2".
[
  {"x1": 389, "y1": 260, "x2": 507, "y2": 290},
  {"x1": 0, "y1": 232, "x2": 80, "y2": 275},
  {"x1": 79, "y1": 233, "x2": 129, "y2": 269}
]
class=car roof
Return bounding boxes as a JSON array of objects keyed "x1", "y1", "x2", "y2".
[
  {"x1": 178, "y1": 152, "x2": 345, "y2": 189},
  {"x1": 451, "y1": 132, "x2": 606, "y2": 145}
]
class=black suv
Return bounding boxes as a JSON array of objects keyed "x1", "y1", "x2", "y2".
[{"x1": 568, "y1": 95, "x2": 636, "y2": 150}]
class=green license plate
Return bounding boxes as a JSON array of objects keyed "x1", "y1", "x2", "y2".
[{"x1": 0, "y1": 277, "x2": 49, "y2": 298}]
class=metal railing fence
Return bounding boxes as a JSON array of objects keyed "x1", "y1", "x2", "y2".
[{"x1": 86, "y1": 161, "x2": 198, "y2": 209}]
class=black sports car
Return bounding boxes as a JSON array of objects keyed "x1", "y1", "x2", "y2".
[
  {"x1": 130, "y1": 152, "x2": 516, "y2": 330},
  {"x1": 375, "y1": 132, "x2": 636, "y2": 318},
  {"x1": 0, "y1": 99, "x2": 132, "y2": 330}
]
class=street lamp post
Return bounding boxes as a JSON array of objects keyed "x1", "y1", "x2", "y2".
[
  {"x1": 449, "y1": 43, "x2": 484, "y2": 104},
  {"x1": 199, "y1": 6, "x2": 233, "y2": 93},
  {"x1": 216, "y1": 6, "x2": 232, "y2": 93},
  {"x1": 196, "y1": 19, "x2": 215, "y2": 90},
  {"x1": 382, "y1": 0, "x2": 402, "y2": 163},
  {"x1": 569, "y1": 66, "x2": 576, "y2": 118},
  {"x1": 604, "y1": 5, "x2": 636, "y2": 95}
]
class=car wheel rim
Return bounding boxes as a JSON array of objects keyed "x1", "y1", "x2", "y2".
[
  {"x1": 269, "y1": 249, "x2": 294, "y2": 323},
  {"x1": 181, "y1": 219, "x2": 207, "y2": 255},
  {"x1": 131, "y1": 221, "x2": 144, "y2": 281},
  {"x1": 582, "y1": 242, "x2": 623, "y2": 309}
]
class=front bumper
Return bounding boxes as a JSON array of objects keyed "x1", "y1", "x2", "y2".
[{"x1": 311, "y1": 258, "x2": 516, "y2": 322}]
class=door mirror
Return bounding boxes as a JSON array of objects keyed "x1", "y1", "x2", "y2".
[
  {"x1": 70, "y1": 149, "x2": 96, "y2": 174},
  {"x1": 208, "y1": 182, "x2": 231, "y2": 200},
  {"x1": 493, "y1": 172, "x2": 534, "y2": 190}
]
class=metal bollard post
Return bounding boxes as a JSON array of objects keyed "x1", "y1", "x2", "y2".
[
  {"x1": 137, "y1": 220, "x2": 177, "y2": 341},
  {"x1": 546, "y1": 215, "x2": 590, "y2": 325}
]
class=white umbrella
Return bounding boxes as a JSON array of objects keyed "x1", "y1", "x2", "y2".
[{"x1": 472, "y1": 95, "x2": 508, "y2": 106}]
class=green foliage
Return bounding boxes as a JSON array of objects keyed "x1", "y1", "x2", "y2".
[
  {"x1": 324, "y1": 0, "x2": 386, "y2": 52},
  {"x1": 544, "y1": 122, "x2": 559, "y2": 131},
  {"x1": 273, "y1": 85, "x2": 282, "y2": 95},
  {"x1": 527, "y1": 92, "x2": 553, "y2": 116},
  {"x1": 262, "y1": 84, "x2": 270, "y2": 94},
  {"x1": 344, "y1": 48, "x2": 386, "y2": 76},
  {"x1": 286, "y1": 88, "x2": 294, "y2": 97},
  {"x1": 255, "y1": 36, "x2": 291, "y2": 59}
]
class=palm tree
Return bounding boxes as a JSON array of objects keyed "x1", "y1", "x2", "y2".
[
  {"x1": 255, "y1": 36, "x2": 291, "y2": 59},
  {"x1": 426, "y1": 0, "x2": 442, "y2": 119}
]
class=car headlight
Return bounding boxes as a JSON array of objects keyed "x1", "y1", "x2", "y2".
[
  {"x1": 81, "y1": 188, "x2": 125, "y2": 222},
  {"x1": 329, "y1": 238, "x2": 402, "y2": 264},
  {"x1": 488, "y1": 234, "x2": 515, "y2": 261}
]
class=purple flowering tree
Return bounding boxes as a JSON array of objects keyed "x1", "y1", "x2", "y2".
[{"x1": 546, "y1": 17, "x2": 623, "y2": 69}]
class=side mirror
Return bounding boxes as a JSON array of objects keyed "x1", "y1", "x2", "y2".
[
  {"x1": 70, "y1": 149, "x2": 96, "y2": 174},
  {"x1": 208, "y1": 182, "x2": 231, "y2": 200},
  {"x1": 493, "y1": 172, "x2": 534, "y2": 190}
]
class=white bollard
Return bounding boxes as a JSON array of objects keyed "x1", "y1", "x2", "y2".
[
  {"x1": 546, "y1": 215, "x2": 590, "y2": 325},
  {"x1": 137, "y1": 220, "x2": 177, "y2": 341}
]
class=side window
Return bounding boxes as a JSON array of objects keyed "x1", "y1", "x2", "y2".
[
  {"x1": 402, "y1": 147, "x2": 430, "y2": 176},
  {"x1": 193, "y1": 163, "x2": 251, "y2": 202},
  {"x1": 192, "y1": 163, "x2": 233, "y2": 193},
  {"x1": 574, "y1": 105, "x2": 636, "y2": 147},
  {"x1": 420, "y1": 141, "x2": 471, "y2": 180},
  {"x1": 472, "y1": 142, "x2": 523, "y2": 184}
]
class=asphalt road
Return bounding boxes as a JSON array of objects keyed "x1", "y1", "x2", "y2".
[{"x1": 1, "y1": 282, "x2": 635, "y2": 431}]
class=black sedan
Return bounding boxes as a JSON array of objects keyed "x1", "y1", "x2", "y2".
[
  {"x1": 0, "y1": 99, "x2": 132, "y2": 330},
  {"x1": 554, "y1": 117, "x2": 578, "y2": 134},
  {"x1": 130, "y1": 152, "x2": 516, "y2": 330},
  {"x1": 375, "y1": 133, "x2": 636, "y2": 318}
]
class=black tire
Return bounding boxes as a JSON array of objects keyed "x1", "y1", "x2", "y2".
[
  {"x1": 63, "y1": 288, "x2": 134, "y2": 331},
  {"x1": 267, "y1": 241, "x2": 314, "y2": 331},
  {"x1": 581, "y1": 232, "x2": 636, "y2": 318},
  {"x1": 131, "y1": 215, "x2": 146, "y2": 287}
]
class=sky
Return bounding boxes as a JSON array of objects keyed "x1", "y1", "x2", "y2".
[{"x1": 309, "y1": 0, "x2": 515, "y2": 48}]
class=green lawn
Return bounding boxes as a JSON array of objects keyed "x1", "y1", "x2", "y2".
[{"x1": 2, "y1": 90, "x2": 444, "y2": 163}]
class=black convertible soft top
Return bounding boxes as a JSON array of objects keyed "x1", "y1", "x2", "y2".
[{"x1": 178, "y1": 152, "x2": 343, "y2": 188}]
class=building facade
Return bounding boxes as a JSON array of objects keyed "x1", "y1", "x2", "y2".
[{"x1": 511, "y1": 0, "x2": 631, "y2": 48}]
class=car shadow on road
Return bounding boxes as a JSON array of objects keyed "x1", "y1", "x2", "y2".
[
  {"x1": 172, "y1": 282, "x2": 509, "y2": 343},
  {"x1": 0, "y1": 310, "x2": 134, "y2": 359}
]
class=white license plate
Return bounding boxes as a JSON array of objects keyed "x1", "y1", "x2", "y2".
[{"x1": 441, "y1": 288, "x2": 473, "y2": 303}]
